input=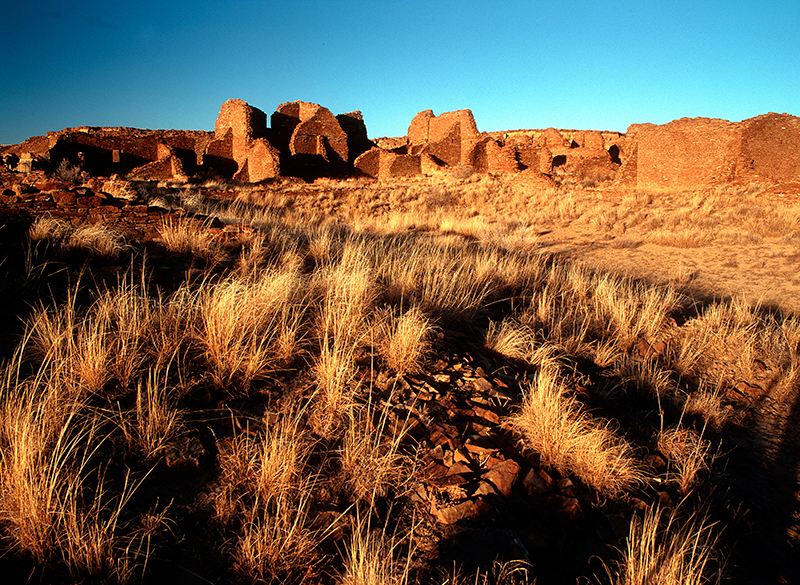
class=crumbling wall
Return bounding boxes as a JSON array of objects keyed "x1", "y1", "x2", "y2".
[
  {"x1": 737, "y1": 113, "x2": 800, "y2": 183},
  {"x1": 630, "y1": 118, "x2": 740, "y2": 190},
  {"x1": 271, "y1": 101, "x2": 350, "y2": 178},
  {"x1": 407, "y1": 109, "x2": 480, "y2": 167}
]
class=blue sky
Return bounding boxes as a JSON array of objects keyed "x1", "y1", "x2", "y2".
[{"x1": 2, "y1": 0, "x2": 798, "y2": 144}]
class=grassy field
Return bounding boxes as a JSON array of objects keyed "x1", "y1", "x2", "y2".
[{"x1": 0, "y1": 173, "x2": 798, "y2": 583}]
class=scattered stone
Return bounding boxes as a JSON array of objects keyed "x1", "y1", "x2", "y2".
[
  {"x1": 430, "y1": 498, "x2": 492, "y2": 525},
  {"x1": 165, "y1": 435, "x2": 205, "y2": 468},
  {"x1": 546, "y1": 494, "x2": 585, "y2": 521},
  {"x1": 522, "y1": 468, "x2": 555, "y2": 495},
  {"x1": 472, "y1": 377, "x2": 494, "y2": 393},
  {"x1": 481, "y1": 459, "x2": 521, "y2": 497}
]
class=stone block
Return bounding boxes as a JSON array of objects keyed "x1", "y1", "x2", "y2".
[{"x1": 354, "y1": 148, "x2": 381, "y2": 178}]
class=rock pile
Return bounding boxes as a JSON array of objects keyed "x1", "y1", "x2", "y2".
[{"x1": 0, "y1": 170, "x2": 166, "y2": 236}]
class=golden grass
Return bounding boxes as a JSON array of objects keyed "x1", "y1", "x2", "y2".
[
  {"x1": 232, "y1": 493, "x2": 319, "y2": 583},
  {"x1": 8, "y1": 176, "x2": 800, "y2": 582},
  {"x1": 193, "y1": 270, "x2": 305, "y2": 392},
  {"x1": 485, "y1": 319, "x2": 534, "y2": 361},
  {"x1": 28, "y1": 216, "x2": 72, "y2": 241},
  {"x1": 28, "y1": 216, "x2": 126, "y2": 258},
  {"x1": 118, "y1": 367, "x2": 183, "y2": 461},
  {"x1": 607, "y1": 505, "x2": 723, "y2": 585},
  {"x1": 0, "y1": 340, "x2": 158, "y2": 581},
  {"x1": 657, "y1": 426, "x2": 711, "y2": 495},
  {"x1": 63, "y1": 224, "x2": 127, "y2": 258},
  {"x1": 339, "y1": 512, "x2": 414, "y2": 585},
  {"x1": 338, "y1": 396, "x2": 414, "y2": 504},
  {"x1": 377, "y1": 306, "x2": 433, "y2": 375},
  {"x1": 157, "y1": 218, "x2": 221, "y2": 261},
  {"x1": 508, "y1": 364, "x2": 645, "y2": 497},
  {"x1": 217, "y1": 412, "x2": 320, "y2": 582}
]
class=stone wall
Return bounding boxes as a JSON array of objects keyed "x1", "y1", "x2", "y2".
[
  {"x1": 737, "y1": 113, "x2": 800, "y2": 184},
  {"x1": 627, "y1": 118, "x2": 740, "y2": 190},
  {"x1": 3, "y1": 101, "x2": 799, "y2": 189},
  {"x1": 407, "y1": 109, "x2": 480, "y2": 167},
  {"x1": 623, "y1": 113, "x2": 800, "y2": 190}
]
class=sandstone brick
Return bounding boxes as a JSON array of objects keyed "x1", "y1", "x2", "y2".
[
  {"x1": 215, "y1": 98, "x2": 268, "y2": 147},
  {"x1": 88, "y1": 205, "x2": 121, "y2": 216},
  {"x1": 52, "y1": 191, "x2": 77, "y2": 206},
  {"x1": 354, "y1": 148, "x2": 381, "y2": 178},
  {"x1": 128, "y1": 156, "x2": 186, "y2": 181},
  {"x1": 738, "y1": 112, "x2": 800, "y2": 183},
  {"x1": 536, "y1": 128, "x2": 569, "y2": 149},
  {"x1": 407, "y1": 109, "x2": 479, "y2": 168},
  {"x1": 631, "y1": 117, "x2": 739, "y2": 189},
  {"x1": 430, "y1": 498, "x2": 492, "y2": 525},
  {"x1": 289, "y1": 104, "x2": 349, "y2": 170},
  {"x1": 336, "y1": 111, "x2": 374, "y2": 163},
  {"x1": 467, "y1": 137, "x2": 519, "y2": 173},
  {"x1": 481, "y1": 459, "x2": 521, "y2": 497},
  {"x1": 583, "y1": 130, "x2": 604, "y2": 150},
  {"x1": 408, "y1": 109, "x2": 434, "y2": 145},
  {"x1": 77, "y1": 195, "x2": 103, "y2": 207},
  {"x1": 380, "y1": 152, "x2": 421, "y2": 179},
  {"x1": 233, "y1": 138, "x2": 280, "y2": 182},
  {"x1": 420, "y1": 152, "x2": 445, "y2": 175}
]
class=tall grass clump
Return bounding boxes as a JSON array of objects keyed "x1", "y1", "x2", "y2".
[
  {"x1": 157, "y1": 218, "x2": 221, "y2": 262},
  {"x1": 376, "y1": 306, "x2": 433, "y2": 375},
  {"x1": 606, "y1": 505, "x2": 723, "y2": 585},
  {"x1": 508, "y1": 364, "x2": 645, "y2": 497},
  {"x1": 0, "y1": 352, "x2": 95, "y2": 562},
  {"x1": 339, "y1": 512, "x2": 414, "y2": 585},
  {"x1": 216, "y1": 412, "x2": 319, "y2": 583},
  {"x1": 0, "y1": 343, "x2": 157, "y2": 582},
  {"x1": 485, "y1": 319, "x2": 534, "y2": 361},
  {"x1": 338, "y1": 396, "x2": 414, "y2": 505},
  {"x1": 118, "y1": 367, "x2": 183, "y2": 461},
  {"x1": 192, "y1": 269, "x2": 305, "y2": 392},
  {"x1": 657, "y1": 425, "x2": 711, "y2": 494},
  {"x1": 311, "y1": 251, "x2": 376, "y2": 437},
  {"x1": 62, "y1": 224, "x2": 127, "y2": 259},
  {"x1": 28, "y1": 291, "x2": 112, "y2": 397}
]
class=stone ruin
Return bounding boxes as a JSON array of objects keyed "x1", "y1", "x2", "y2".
[
  {"x1": 0, "y1": 99, "x2": 375, "y2": 184},
  {"x1": 2, "y1": 99, "x2": 799, "y2": 190},
  {"x1": 622, "y1": 112, "x2": 800, "y2": 190}
]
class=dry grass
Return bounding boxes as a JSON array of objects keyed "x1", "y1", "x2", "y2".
[
  {"x1": 63, "y1": 224, "x2": 127, "y2": 258},
  {"x1": 193, "y1": 270, "x2": 305, "y2": 392},
  {"x1": 377, "y1": 306, "x2": 433, "y2": 375},
  {"x1": 338, "y1": 396, "x2": 414, "y2": 504},
  {"x1": 607, "y1": 505, "x2": 723, "y2": 585},
  {"x1": 217, "y1": 412, "x2": 319, "y2": 582},
  {"x1": 118, "y1": 367, "x2": 183, "y2": 461},
  {"x1": 232, "y1": 493, "x2": 319, "y2": 583},
  {"x1": 28, "y1": 216, "x2": 72, "y2": 241},
  {"x1": 339, "y1": 512, "x2": 415, "y2": 585},
  {"x1": 157, "y1": 218, "x2": 221, "y2": 261},
  {"x1": 0, "y1": 339, "x2": 158, "y2": 581},
  {"x1": 657, "y1": 426, "x2": 711, "y2": 495},
  {"x1": 485, "y1": 319, "x2": 534, "y2": 361},
  {"x1": 7, "y1": 176, "x2": 800, "y2": 582},
  {"x1": 683, "y1": 383, "x2": 730, "y2": 431},
  {"x1": 28, "y1": 216, "x2": 126, "y2": 258},
  {"x1": 508, "y1": 364, "x2": 645, "y2": 497},
  {"x1": 311, "y1": 256, "x2": 376, "y2": 437}
]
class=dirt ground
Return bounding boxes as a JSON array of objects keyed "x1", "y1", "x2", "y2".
[{"x1": 543, "y1": 227, "x2": 800, "y2": 315}]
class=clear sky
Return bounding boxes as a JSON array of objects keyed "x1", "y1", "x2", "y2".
[{"x1": 2, "y1": 0, "x2": 798, "y2": 144}]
